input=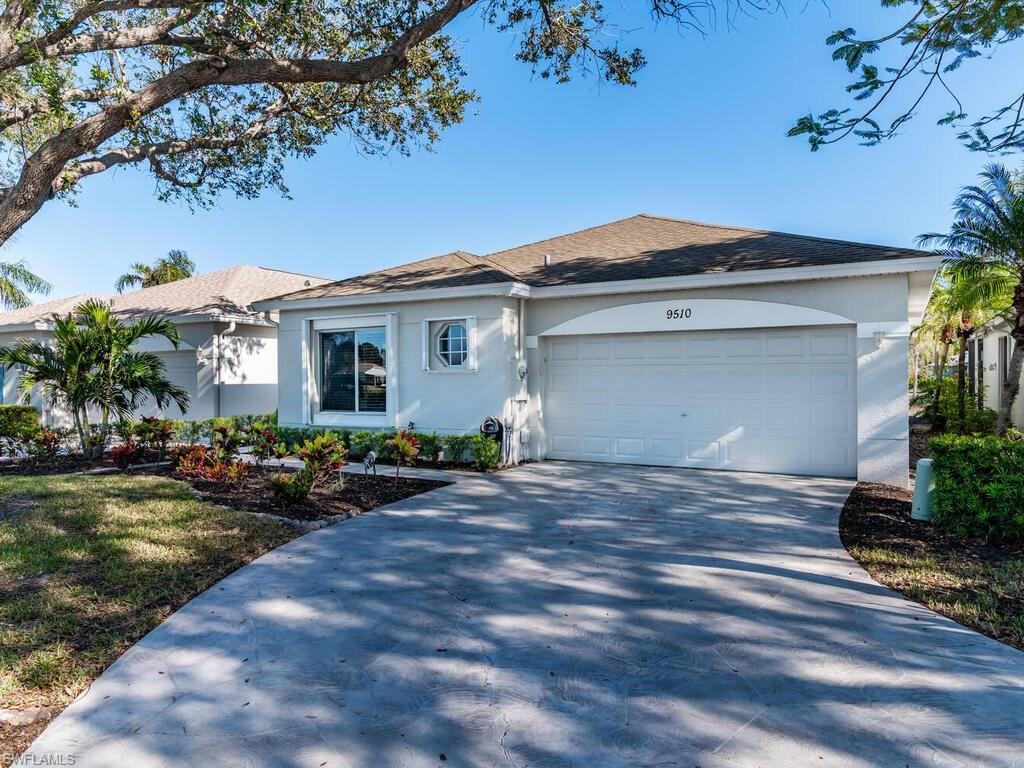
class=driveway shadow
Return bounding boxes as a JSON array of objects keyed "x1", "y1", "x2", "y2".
[{"x1": 23, "y1": 463, "x2": 1024, "y2": 767}]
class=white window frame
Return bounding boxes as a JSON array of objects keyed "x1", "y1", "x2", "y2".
[
  {"x1": 421, "y1": 315, "x2": 478, "y2": 374},
  {"x1": 302, "y1": 313, "x2": 397, "y2": 428}
]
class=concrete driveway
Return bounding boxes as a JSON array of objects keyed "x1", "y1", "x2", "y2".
[{"x1": 23, "y1": 463, "x2": 1024, "y2": 767}]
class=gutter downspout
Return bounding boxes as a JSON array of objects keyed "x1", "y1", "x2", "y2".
[{"x1": 215, "y1": 321, "x2": 237, "y2": 418}]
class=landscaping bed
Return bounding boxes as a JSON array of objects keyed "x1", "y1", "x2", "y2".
[
  {"x1": 0, "y1": 452, "x2": 163, "y2": 477},
  {"x1": 160, "y1": 464, "x2": 449, "y2": 522},
  {"x1": 840, "y1": 482, "x2": 1024, "y2": 652},
  {"x1": 0, "y1": 473, "x2": 299, "y2": 765}
]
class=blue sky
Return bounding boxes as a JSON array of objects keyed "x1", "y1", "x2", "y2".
[{"x1": 4, "y1": 2, "x2": 1022, "y2": 299}]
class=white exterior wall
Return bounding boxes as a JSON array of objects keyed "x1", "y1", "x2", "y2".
[
  {"x1": 276, "y1": 296, "x2": 521, "y2": 437},
  {"x1": 977, "y1": 326, "x2": 1023, "y2": 428},
  {"x1": 273, "y1": 273, "x2": 916, "y2": 485},
  {"x1": 524, "y1": 275, "x2": 912, "y2": 486},
  {"x1": 0, "y1": 320, "x2": 284, "y2": 424},
  {"x1": 0, "y1": 329, "x2": 69, "y2": 425},
  {"x1": 217, "y1": 324, "x2": 278, "y2": 417}
]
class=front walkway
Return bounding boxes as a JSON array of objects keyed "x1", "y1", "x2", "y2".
[{"x1": 23, "y1": 463, "x2": 1024, "y2": 767}]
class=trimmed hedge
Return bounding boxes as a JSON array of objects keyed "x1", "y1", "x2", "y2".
[
  {"x1": 0, "y1": 404, "x2": 39, "y2": 438},
  {"x1": 930, "y1": 434, "x2": 1024, "y2": 543}
]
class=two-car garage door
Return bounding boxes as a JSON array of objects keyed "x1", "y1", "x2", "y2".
[{"x1": 543, "y1": 326, "x2": 857, "y2": 478}]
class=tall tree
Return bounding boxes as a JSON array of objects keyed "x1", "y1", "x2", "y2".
[
  {"x1": 790, "y1": 2, "x2": 1024, "y2": 154},
  {"x1": 0, "y1": 260, "x2": 51, "y2": 309},
  {"x1": 0, "y1": 0, "x2": 739, "y2": 247},
  {"x1": 115, "y1": 250, "x2": 195, "y2": 292},
  {"x1": 0, "y1": 299, "x2": 190, "y2": 456},
  {"x1": 919, "y1": 164, "x2": 1023, "y2": 434}
]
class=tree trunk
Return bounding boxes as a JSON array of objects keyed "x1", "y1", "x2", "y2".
[
  {"x1": 957, "y1": 333, "x2": 969, "y2": 426},
  {"x1": 933, "y1": 342, "x2": 951, "y2": 415},
  {"x1": 996, "y1": 281, "x2": 1024, "y2": 434},
  {"x1": 911, "y1": 346, "x2": 919, "y2": 398}
]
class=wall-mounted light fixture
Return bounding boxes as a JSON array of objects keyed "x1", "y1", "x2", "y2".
[{"x1": 874, "y1": 330, "x2": 887, "y2": 348}]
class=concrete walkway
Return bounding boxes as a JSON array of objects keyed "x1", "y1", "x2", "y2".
[{"x1": 24, "y1": 463, "x2": 1024, "y2": 767}]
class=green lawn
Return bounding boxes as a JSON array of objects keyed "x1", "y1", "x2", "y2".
[{"x1": 0, "y1": 472, "x2": 298, "y2": 728}]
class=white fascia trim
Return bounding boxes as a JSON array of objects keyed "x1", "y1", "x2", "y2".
[
  {"x1": 0, "y1": 322, "x2": 51, "y2": 333},
  {"x1": 527, "y1": 256, "x2": 944, "y2": 299},
  {"x1": 253, "y1": 281, "x2": 532, "y2": 311},
  {"x1": 171, "y1": 314, "x2": 275, "y2": 327}
]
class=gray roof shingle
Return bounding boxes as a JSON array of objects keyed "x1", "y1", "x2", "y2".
[
  {"x1": 0, "y1": 265, "x2": 330, "y2": 328},
  {"x1": 267, "y1": 214, "x2": 930, "y2": 303}
]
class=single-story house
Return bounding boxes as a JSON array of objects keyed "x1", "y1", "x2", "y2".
[
  {"x1": 255, "y1": 214, "x2": 941, "y2": 487},
  {"x1": 0, "y1": 265, "x2": 329, "y2": 424},
  {"x1": 969, "y1": 317, "x2": 1022, "y2": 428}
]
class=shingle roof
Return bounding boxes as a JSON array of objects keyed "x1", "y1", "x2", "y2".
[
  {"x1": 0, "y1": 266, "x2": 330, "y2": 328},
  {"x1": 263, "y1": 214, "x2": 931, "y2": 303},
  {"x1": 265, "y1": 251, "x2": 520, "y2": 302},
  {"x1": 0, "y1": 293, "x2": 102, "y2": 327}
]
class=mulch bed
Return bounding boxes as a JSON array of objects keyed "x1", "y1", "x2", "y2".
[
  {"x1": 0, "y1": 452, "x2": 163, "y2": 477},
  {"x1": 840, "y1": 482, "x2": 1024, "y2": 650},
  {"x1": 153, "y1": 465, "x2": 450, "y2": 522}
]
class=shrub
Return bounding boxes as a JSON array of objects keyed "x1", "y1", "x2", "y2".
[
  {"x1": 135, "y1": 416, "x2": 175, "y2": 458},
  {"x1": 266, "y1": 470, "x2": 314, "y2": 505},
  {"x1": 211, "y1": 424, "x2": 243, "y2": 461},
  {"x1": 441, "y1": 433, "x2": 472, "y2": 465},
  {"x1": 370, "y1": 429, "x2": 397, "y2": 462},
  {"x1": 0, "y1": 405, "x2": 39, "y2": 439},
  {"x1": 244, "y1": 424, "x2": 281, "y2": 466},
  {"x1": 111, "y1": 440, "x2": 143, "y2": 469},
  {"x1": 470, "y1": 434, "x2": 501, "y2": 470},
  {"x1": 387, "y1": 430, "x2": 420, "y2": 479},
  {"x1": 349, "y1": 430, "x2": 374, "y2": 459},
  {"x1": 415, "y1": 432, "x2": 442, "y2": 462},
  {"x1": 930, "y1": 434, "x2": 1024, "y2": 543},
  {"x1": 26, "y1": 428, "x2": 63, "y2": 461},
  {"x1": 296, "y1": 432, "x2": 347, "y2": 484}
]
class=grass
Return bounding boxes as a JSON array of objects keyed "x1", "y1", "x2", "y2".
[
  {"x1": 842, "y1": 483, "x2": 1024, "y2": 651},
  {"x1": 0, "y1": 472, "x2": 298, "y2": 758},
  {"x1": 848, "y1": 544, "x2": 1024, "y2": 648}
]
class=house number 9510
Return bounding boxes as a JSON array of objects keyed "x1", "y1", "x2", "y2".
[{"x1": 666, "y1": 308, "x2": 692, "y2": 320}]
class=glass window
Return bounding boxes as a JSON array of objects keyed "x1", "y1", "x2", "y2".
[
  {"x1": 438, "y1": 322, "x2": 468, "y2": 367},
  {"x1": 319, "y1": 328, "x2": 386, "y2": 413}
]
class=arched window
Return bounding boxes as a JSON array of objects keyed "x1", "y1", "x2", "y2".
[{"x1": 438, "y1": 322, "x2": 468, "y2": 367}]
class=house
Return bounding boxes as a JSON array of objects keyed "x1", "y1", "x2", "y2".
[
  {"x1": 0, "y1": 265, "x2": 329, "y2": 424},
  {"x1": 969, "y1": 317, "x2": 1022, "y2": 428},
  {"x1": 255, "y1": 214, "x2": 941, "y2": 487}
]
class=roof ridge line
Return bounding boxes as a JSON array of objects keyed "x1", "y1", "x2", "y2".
[
  {"x1": 636, "y1": 213, "x2": 926, "y2": 256},
  {"x1": 482, "y1": 214, "x2": 648, "y2": 263}
]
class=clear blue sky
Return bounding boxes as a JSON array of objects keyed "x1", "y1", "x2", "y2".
[{"x1": 4, "y1": 2, "x2": 1022, "y2": 299}]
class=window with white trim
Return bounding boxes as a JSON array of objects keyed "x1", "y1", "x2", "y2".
[
  {"x1": 318, "y1": 327, "x2": 386, "y2": 413},
  {"x1": 424, "y1": 317, "x2": 476, "y2": 372},
  {"x1": 438, "y1": 321, "x2": 468, "y2": 367}
]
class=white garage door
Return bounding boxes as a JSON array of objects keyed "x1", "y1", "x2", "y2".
[{"x1": 543, "y1": 326, "x2": 857, "y2": 478}]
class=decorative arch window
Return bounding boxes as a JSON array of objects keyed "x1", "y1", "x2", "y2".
[{"x1": 438, "y1": 322, "x2": 468, "y2": 367}]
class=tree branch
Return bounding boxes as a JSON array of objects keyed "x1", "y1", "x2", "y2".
[
  {"x1": 0, "y1": 0, "x2": 478, "y2": 244},
  {"x1": 0, "y1": 88, "x2": 112, "y2": 131}
]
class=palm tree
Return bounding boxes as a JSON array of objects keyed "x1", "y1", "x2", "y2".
[
  {"x1": 0, "y1": 300, "x2": 190, "y2": 458},
  {"x1": 0, "y1": 260, "x2": 52, "y2": 310},
  {"x1": 919, "y1": 163, "x2": 1024, "y2": 434},
  {"x1": 115, "y1": 250, "x2": 195, "y2": 293}
]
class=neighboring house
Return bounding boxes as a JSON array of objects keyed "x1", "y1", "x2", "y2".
[
  {"x1": 969, "y1": 317, "x2": 1022, "y2": 428},
  {"x1": 256, "y1": 214, "x2": 940, "y2": 488},
  {"x1": 0, "y1": 265, "x2": 329, "y2": 423}
]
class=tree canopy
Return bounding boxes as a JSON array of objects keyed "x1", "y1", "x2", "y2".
[
  {"x1": 0, "y1": 260, "x2": 51, "y2": 309},
  {"x1": 115, "y1": 249, "x2": 195, "y2": 292},
  {"x1": 0, "y1": 0, "x2": 745, "y2": 248},
  {"x1": 789, "y1": 1, "x2": 1024, "y2": 153}
]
